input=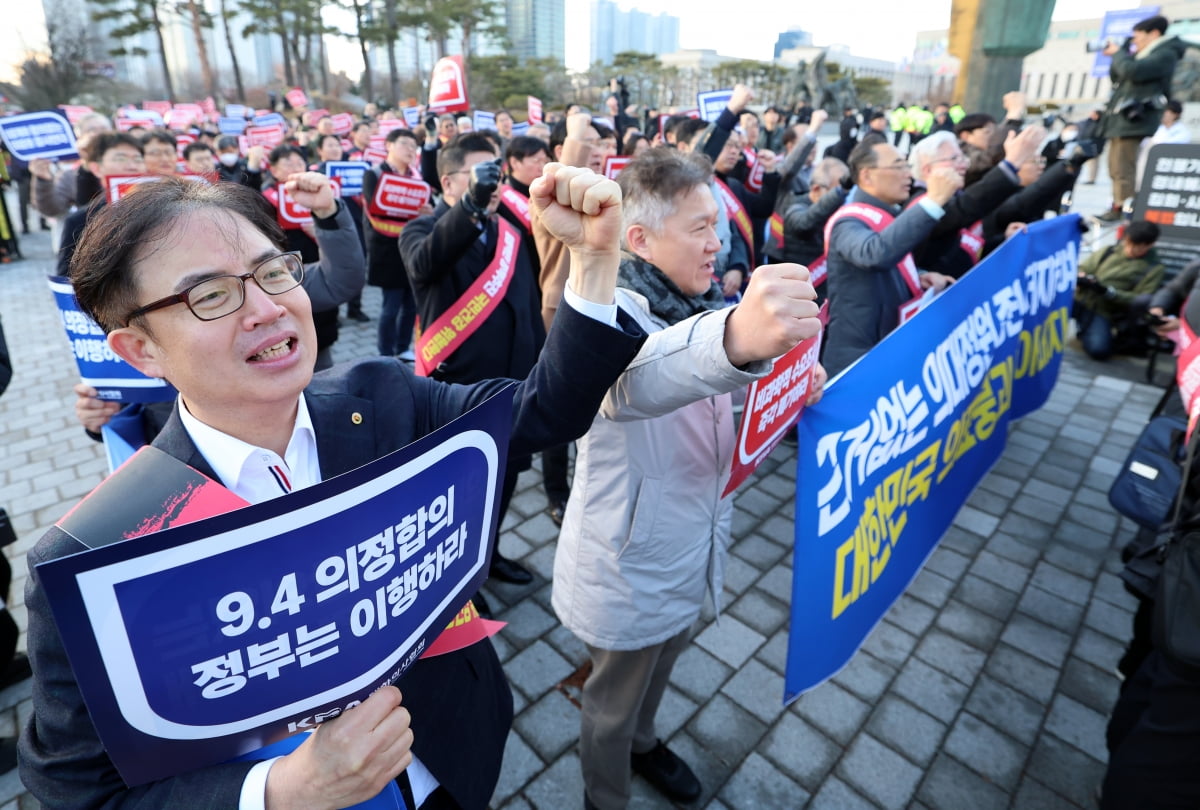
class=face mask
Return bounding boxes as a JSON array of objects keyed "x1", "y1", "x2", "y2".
[
  {"x1": 1061, "y1": 129, "x2": 1078, "y2": 142},
  {"x1": 218, "y1": 152, "x2": 239, "y2": 167}
]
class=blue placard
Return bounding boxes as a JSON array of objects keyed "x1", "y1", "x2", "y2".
[
  {"x1": 217, "y1": 116, "x2": 247, "y2": 135},
  {"x1": 1091, "y1": 6, "x2": 1159, "y2": 78},
  {"x1": 511, "y1": 121, "x2": 529, "y2": 137},
  {"x1": 473, "y1": 110, "x2": 496, "y2": 132},
  {"x1": 253, "y1": 112, "x2": 286, "y2": 128},
  {"x1": 47, "y1": 275, "x2": 177, "y2": 403},
  {"x1": 324, "y1": 160, "x2": 371, "y2": 197},
  {"x1": 224, "y1": 103, "x2": 249, "y2": 119},
  {"x1": 697, "y1": 89, "x2": 734, "y2": 123},
  {"x1": 0, "y1": 110, "x2": 78, "y2": 161},
  {"x1": 124, "y1": 109, "x2": 165, "y2": 126},
  {"x1": 401, "y1": 106, "x2": 422, "y2": 127},
  {"x1": 38, "y1": 388, "x2": 512, "y2": 787},
  {"x1": 787, "y1": 216, "x2": 1080, "y2": 702}
]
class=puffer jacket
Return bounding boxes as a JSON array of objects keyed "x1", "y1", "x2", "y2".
[
  {"x1": 552, "y1": 289, "x2": 769, "y2": 651},
  {"x1": 1098, "y1": 35, "x2": 1187, "y2": 140}
]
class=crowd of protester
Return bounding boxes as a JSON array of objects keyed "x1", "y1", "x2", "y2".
[{"x1": 2, "y1": 11, "x2": 1199, "y2": 808}]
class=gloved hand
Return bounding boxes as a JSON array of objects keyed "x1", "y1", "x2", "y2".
[
  {"x1": 424, "y1": 114, "x2": 437, "y2": 138},
  {"x1": 462, "y1": 159, "x2": 502, "y2": 216},
  {"x1": 1077, "y1": 274, "x2": 1106, "y2": 294},
  {"x1": 840, "y1": 171, "x2": 855, "y2": 191}
]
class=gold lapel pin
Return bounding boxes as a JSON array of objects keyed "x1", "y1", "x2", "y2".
[{"x1": 351, "y1": 412, "x2": 363, "y2": 425}]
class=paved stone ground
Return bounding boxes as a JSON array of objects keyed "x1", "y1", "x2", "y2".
[{"x1": 0, "y1": 172, "x2": 1159, "y2": 809}]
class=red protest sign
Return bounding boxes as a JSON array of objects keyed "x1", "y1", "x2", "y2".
[
  {"x1": 603, "y1": 156, "x2": 631, "y2": 179},
  {"x1": 723, "y1": 305, "x2": 828, "y2": 496},
  {"x1": 277, "y1": 186, "x2": 312, "y2": 228},
  {"x1": 106, "y1": 175, "x2": 162, "y2": 204},
  {"x1": 363, "y1": 146, "x2": 387, "y2": 165},
  {"x1": 428, "y1": 55, "x2": 469, "y2": 113},
  {"x1": 527, "y1": 96, "x2": 543, "y2": 125},
  {"x1": 370, "y1": 174, "x2": 431, "y2": 219},
  {"x1": 303, "y1": 108, "x2": 331, "y2": 127},
  {"x1": 143, "y1": 100, "x2": 171, "y2": 116},
  {"x1": 375, "y1": 119, "x2": 406, "y2": 137},
  {"x1": 60, "y1": 105, "x2": 94, "y2": 125},
  {"x1": 285, "y1": 88, "x2": 309, "y2": 109},
  {"x1": 330, "y1": 112, "x2": 354, "y2": 135},
  {"x1": 246, "y1": 124, "x2": 285, "y2": 149}
]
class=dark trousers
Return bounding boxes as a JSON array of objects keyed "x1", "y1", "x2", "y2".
[
  {"x1": 378, "y1": 284, "x2": 417, "y2": 356},
  {"x1": 542, "y1": 443, "x2": 570, "y2": 504},
  {"x1": 1103, "y1": 651, "x2": 1200, "y2": 808}
]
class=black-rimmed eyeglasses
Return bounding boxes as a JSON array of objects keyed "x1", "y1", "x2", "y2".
[{"x1": 123, "y1": 252, "x2": 305, "y2": 326}]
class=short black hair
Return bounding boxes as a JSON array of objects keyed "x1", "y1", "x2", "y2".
[
  {"x1": 675, "y1": 118, "x2": 709, "y2": 147},
  {"x1": 1166, "y1": 99, "x2": 1183, "y2": 115},
  {"x1": 955, "y1": 113, "x2": 996, "y2": 137},
  {"x1": 848, "y1": 141, "x2": 884, "y2": 185},
  {"x1": 1126, "y1": 220, "x2": 1161, "y2": 245},
  {"x1": 505, "y1": 135, "x2": 550, "y2": 163},
  {"x1": 384, "y1": 127, "x2": 416, "y2": 144},
  {"x1": 268, "y1": 144, "x2": 306, "y2": 165},
  {"x1": 182, "y1": 141, "x2": 214, "y2": 159},
  {"x1": 1133, "y1": 15, "x2": 1169, "y2": 35},
  {"x1": 437, "y1": 132, "x2": 498, "y2": 177},
  {"x1": 141, "y1": 129, "x2": 177, "y2": 149},
  {"x1": 90, "y1": 132, "x2": 144, "y2": 163},
  {"x1": 71, "y1": 178, "x2": 286, "y2": 332}
]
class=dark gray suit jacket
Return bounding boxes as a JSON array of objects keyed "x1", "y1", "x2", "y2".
[{"x1": 19, "y1": 303, "x2": 644, "y2": 809}]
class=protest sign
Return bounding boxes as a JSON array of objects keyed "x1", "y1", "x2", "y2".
[
  {"x1": 217, "y1": 117, "x2": 247, "y2": 135},
  {"x1": 370, "y1": 174, "x2": 431, "y2": 219},
  {"x1": 276, "y1": 186, "x2": 312, "y2": 228},
  {"x1": 1133, "y1": 143, "x2": 1200, "y2": 276},
  {"x1": 323, "y1": 160, "x2": 371, "y2": 198},
  {"x1": 725, "y1": 306, "x2": 827, "y2": 496},
  {"x1": 59, "y1": 105, "x2": 94, "y2": 125},
  {"x1": 0, "y1": 111, "x2": 77, "y2": 161},
  {"x1": 787, "y1": 216, "x2": 1079, "y2": 702},
  {"x1": 330, "y1": 112, "x2": 355, "y2": 135},
  {"x1": 225, "y1": 103, "x2": 249, "y2": 119},
  {"x1": 511, "y1": 121, "x2": 529, "y2": 137},
  {"x1": 143, "y1": 100, "x2": 172, "y2": 117},
  {"x1": 38, "y1": 389, "x2": 513, "y2": 787},
  {"x1": 401, "y1": 106, "x2": 422, "y2": 127},
  {"x1": 252, "y1": 112, "x2": 286, "y2": 129},
  {"x1": 602, "y1": 156, "x2": 631, "y2": 179},
  {"x1": 303, "y1": 108, "x2": 331, "y2": 127},
  {"x1": 428, "y1": 56, "x2": 469, "y2": 113},
  {"x1": 697, "y1": 89, "x2": 733, "y2": 122},
  {"x1": 527, "y1": 96, "x2": 543, "y2": 125},
  {"x1": 285, "y1": 87, "x2": 309, "y2": 108},
  {"x1": 376, "y1": 118, "x2": 407, "y2": 137},
  {"x1": 246, "y1": 124, "x2": 285, "y2": 149},
  {"x1": 473, "y1": 110, "x2": 495, "y2": 132},
  {"x1": 47, "y1": 276, "x2": 177, "y2": 403}
]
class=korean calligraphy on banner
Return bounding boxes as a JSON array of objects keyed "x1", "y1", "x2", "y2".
[
  {"x1": 38, "y1": 390, "x2": 513, "y2": 787},
  {"x1": 786, "y1": 216, "x2": 1079, "y2": 703}
]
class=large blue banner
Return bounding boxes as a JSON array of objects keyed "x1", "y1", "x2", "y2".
[
  {"x1": 47, "y1": 276, "x2": 177, "y2": 403},
  {"x1": 786, "y1": 216, "x2": 1079, "y2": 702},
  {"x1": 0, "y1": 110, "x2": 78, "y2": 162},
  {"x1": 38, "y1": 390, "x2": 512, "y2": 786}
]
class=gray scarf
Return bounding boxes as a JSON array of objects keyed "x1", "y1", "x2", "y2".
[{"x1": 617, "y1": 256, "x2": 725, "y2": 326}]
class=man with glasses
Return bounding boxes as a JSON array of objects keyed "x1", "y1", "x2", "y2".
[
  {"x1": 70, "y1": 173, "x2": 367, "y2": 443},
  {"x1": 22, "y1": 168, "x2": 645, "y2": 810},
  {"x1": 55, "y1": 133, "x2": 145, "y2": 276},
  {"x1": 906, "y1": 127, "x2": 1044, "y2": 280},
  {"x1": 822, "y1": 141, "x2": 961, "y2": 377}
]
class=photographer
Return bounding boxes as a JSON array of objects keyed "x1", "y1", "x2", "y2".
[
  {"x1": 1095, "y1": 15, "x2": 1187, "y2": 221},
  {"x1": 1073, "y1": 221, "x2": 1165, "y2": 359}
]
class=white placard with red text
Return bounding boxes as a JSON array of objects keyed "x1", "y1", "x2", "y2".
[
  {"x1": 372, "y1": 174, "x2": 431, "y2": 219},
  {"x1": 724, "y1": 305, "x2": 827, "y2": 496}
]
